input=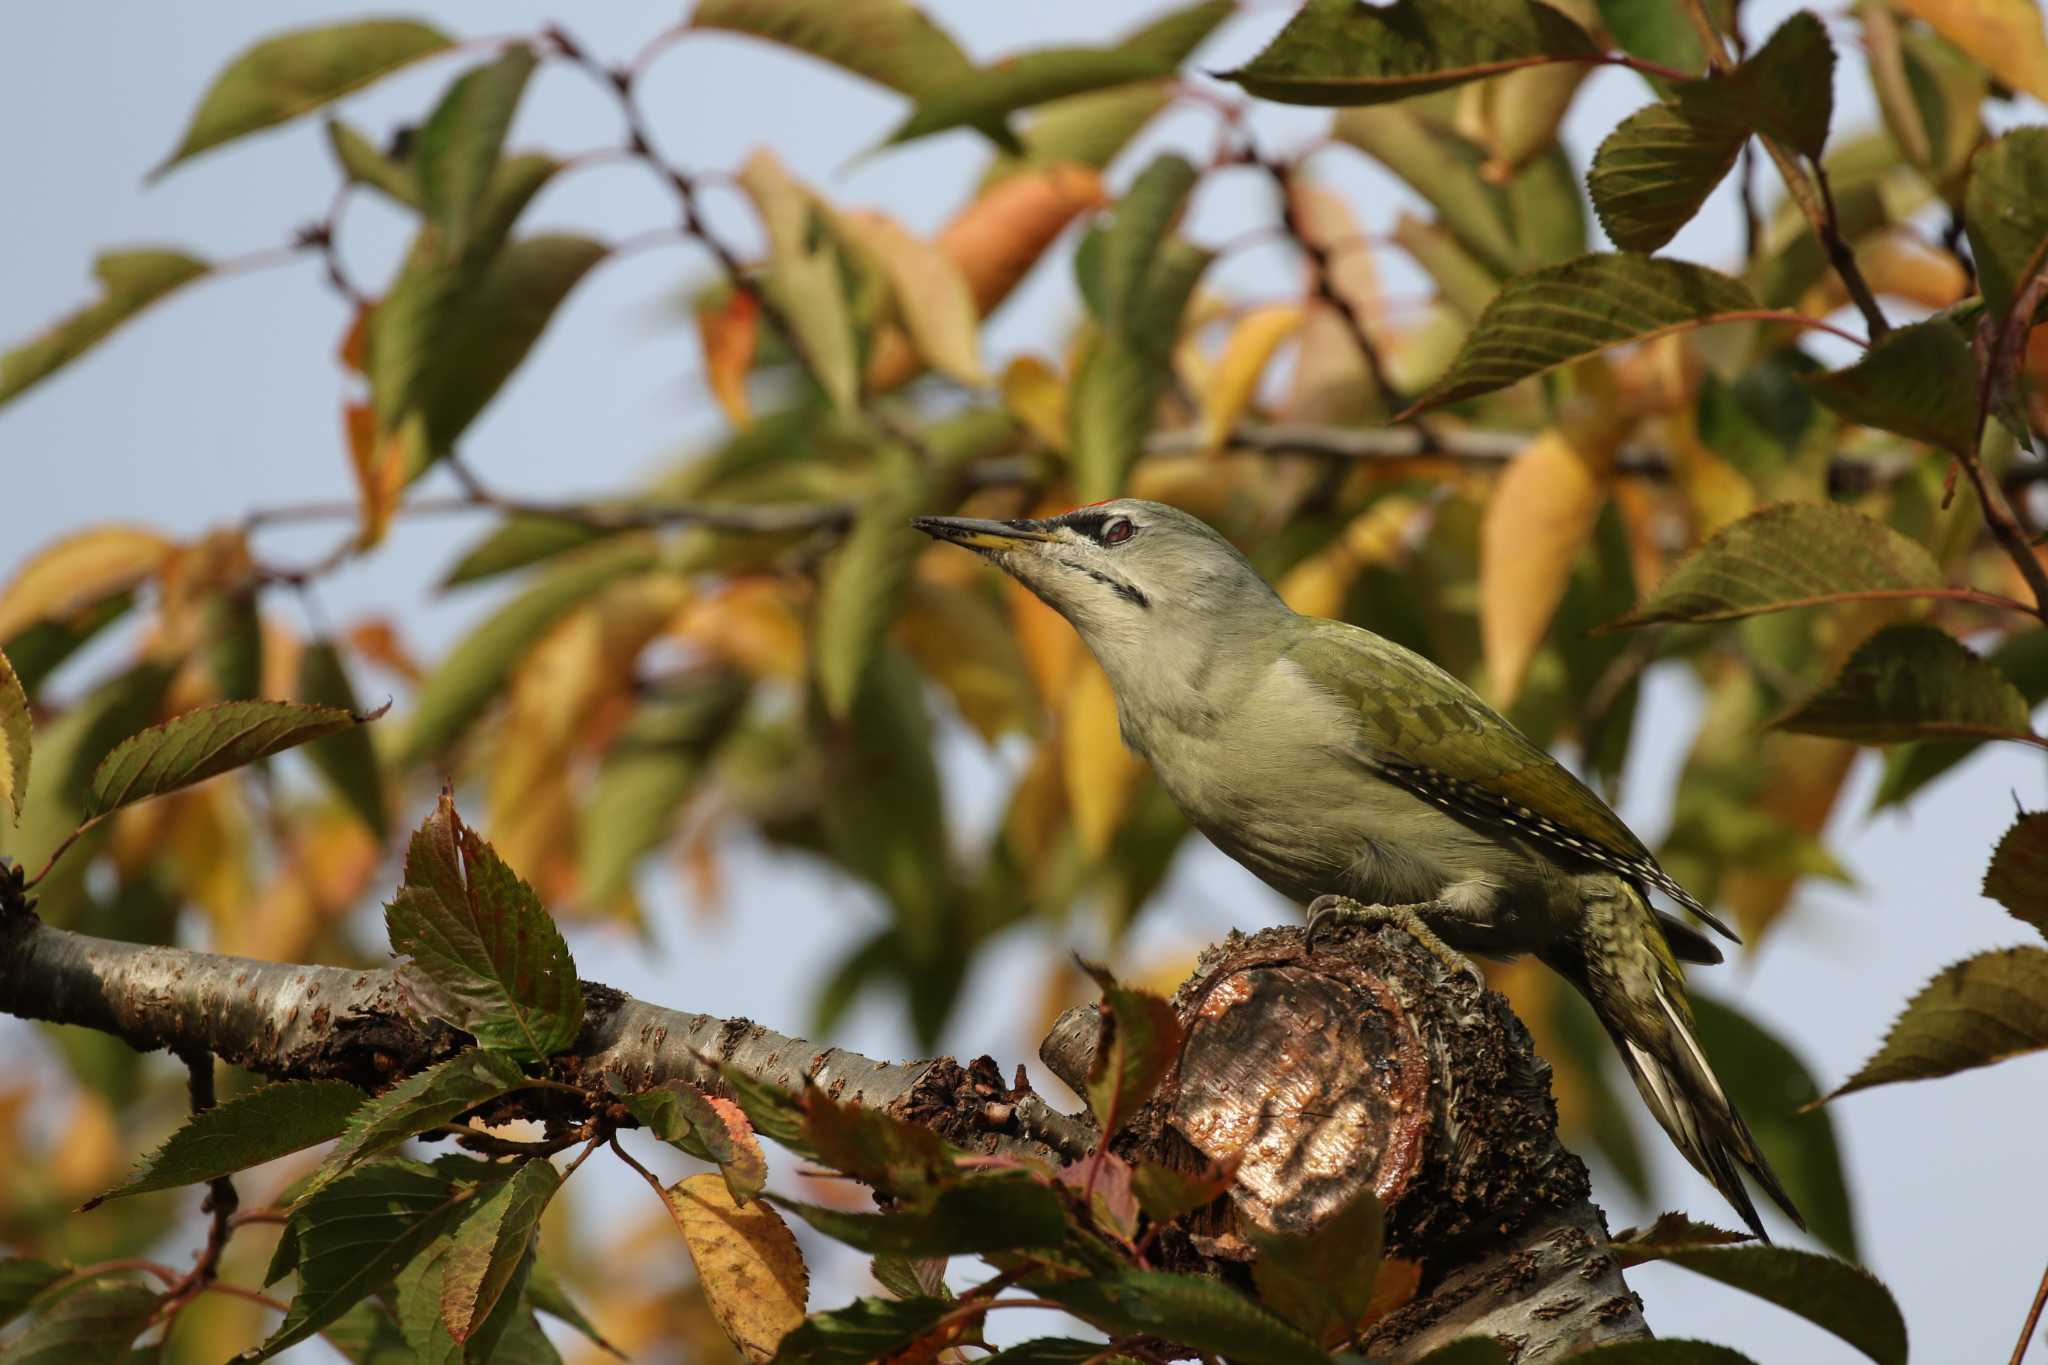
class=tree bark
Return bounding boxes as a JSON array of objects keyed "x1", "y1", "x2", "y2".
[{"x1": 0, "y1": 903, "x2": 1648, "y2": 1360}]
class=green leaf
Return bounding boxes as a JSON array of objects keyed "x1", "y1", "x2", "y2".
[
  {"x1": 205, "y1": 592, "x2": 263, "y2": 704},
  {"x1": 1772, "y1": 623, "x2": 2040, "y2": 747},
  {"x1": 322, "y1": 1298, "x2": 418, "y2": 1365},
  {"x1": 1986, "y1": 811, "x2": 2048, "y2": 940},
  {"x1": 0, "y1": 1259, "x2": 71, "y2": 1329},
  {"x1": 1688, "y1": 996, "x2": 1857, "y2": 1260},
  {"x1": 442, "y1": 516, "x2": 607, "y2": 589},
  {"x1": 84, "y1": 699, "x2": 377, "y2": 819},
  {"x1": 1564, "y1": 1344, "x2": 1760, "y2": 1363},
  {"x1": 1131, "y1": 1159, "x2": 1235, "y2": 1223},
  {"x1": 1588, "y1": 100, "x2": 1746, "y2": 255},
  {"x1": 987, "y1": 2, "x2": 1232, "y2": 179},
  {"x1": 1408, "y1": 1341, "x2": 1513, "y2": 1365},
  {"x1": 254, "y1": 1159, "x2": 473, "y2": 1359},
  {"x1": 815, "y1": 649, "x2": 955, "y2": 978},
  {"x1": 1867, "y1": 17, "x2": 1985, "y2": 189},
  {"x1": 0, "y1": 250, "x2": 210, "y2": 408},
  {"x1": 1098, "y1": 154, "x2": 1199, "y2": 332},
  {"x1": 406, "y1": 536, "x2": 656, "y2": 759},
  {"x1": 1806, "y1": 319, "x2": 1979, "y2": 454},
  {"x1": 1619, "y1": 1242, "x2": 1905, "y2": 1364},
  {"x1": 416, "y1": 47, "x2": 539, "y2": 250},
  {"x1": 440, "y1": 1159, "x2": 558, "y2": 1345},
  {"x1": 1072, "y1": 238, "x2": 1211, "y2": 500},
  {"x1": 580, "y1": 680, "x2": 746, "y2": 906},
  {"x1": 385, "y1": 796, "x2": 584, "y2": 1060},
  {"x1": 1249, "y1": 1189, "x2": 1384, "y2": 1343},
  {"x1": 738, "y1": 151, "x2": 861, "y2": 413},
  {"x1": 1608, "y1": 1211, "x2": 1752, "y2": 1265},
  {"x1": 299, "y1": 641, "x2": 390, "y2": 838},
  {"x1": 1040, "y1": 1270, "x2": 1328, "y2": 1365},
  {"x1": 771, "y1": 1295, "x2": 953, "y2": 1363},
  {"x1": 1, "y1": 591, "x2": 132, "y2": 698},
  {"x1": 301, "y1": 1052, "x2": 530, "y2": 1202},
  {"x1": 1827, "y1": 945, "x2": 2048, "y2": 1100},
  {"x1": 1873, "y1": 630, "x2": 2048, "y2": 808},
  {"x1": 327, "y1": 119, "x2": 422, "y2": 209},
  {"x1": 1590, "y1": 13, "x2": 1834, "y2": 253},
  {"x1": 1221, "y1": 0, "x2": 1599, "y2": 106},
  {"x1": 1596, "y1": 0, "x2": 1713, "y2": 82},
  {"x1": 396, "y1": 232, "x2": 608, "y2": 457},
  {"x1": 88, "y1": 1079, "x2": 364, "y2": 1207},
  {"x1": 691, "y1": 0, "x2": 977, "y2": 97},
  {"x1": 1689, "y1": 12, "x2": 1834, "y2": 160},
  {"x1": 796, "y1": 1088, "x2": 953, "y2": 1196},
  {"x1": 1965, "y1": 127, "x2": 2048, "y2": 327},
  {"x1": 770, "y1": 1178, "x2": 1070, "y2": 1256},
  {"x1": 884, "y1": 47, "x2": 1177, "y2": 150},
  {"x1": 1081, "y1": 965, "x2": 1184, "y2": 1136},
  {"x1": 526, "y1": 1258, "x2": 617, "y2": 1355},
  {"x1": 1405, "y1": 254, "x2": 1757, "y2": 413},
  {"x1": 813, "y1": 458, "x2": 931, "y2": 722},
  {"x1": 156, "y1": 21, "x2": 449, "y2": 173},
  {"x1": 1337, "y1": 108, "x2": 1521, "y2": 276},
  {"x1": 1606, "y1": 502, "x2": 1946, "y2": 629},
  {"x1": 622, "y1": 1081, "x2": 736, "y2": 1166},
  {"x1": 0, "y1": 649, "x2": 28, "y2": 824},
  {"x1": 5, "y1": 1280, "x2": 160, "y2": 1365}
]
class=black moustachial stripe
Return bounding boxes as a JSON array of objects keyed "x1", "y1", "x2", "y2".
[{"x1": 1083, "y1": 567, "x2": 1149, "y2": 608}]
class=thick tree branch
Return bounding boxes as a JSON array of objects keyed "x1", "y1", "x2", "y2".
[{"x1": 0, "y1": 913, "x2": 1089, "y2": 1167}]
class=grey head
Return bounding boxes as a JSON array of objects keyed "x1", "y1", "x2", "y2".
[{"x1": 911, "y1": 498, "x2": 1290, "y2": 666}]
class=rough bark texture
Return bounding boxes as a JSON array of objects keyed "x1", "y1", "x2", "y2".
[
  {"x1": 1048, "y1": 922, "x2": 1650, "y2": 1360},
  {"x1": 0, "y1": 897, "x2": 1647, "y2": 1360}
]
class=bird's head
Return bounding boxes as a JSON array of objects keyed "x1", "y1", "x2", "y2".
[{"x1": 911, "y1": 499, "x2": 1286, "y2": 655}]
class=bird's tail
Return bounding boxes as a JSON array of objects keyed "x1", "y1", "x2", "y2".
[{"x1": 1541, "y1": 881, "x2": 1803, "y2": 1243}]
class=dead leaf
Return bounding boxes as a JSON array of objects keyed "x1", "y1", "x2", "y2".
[{"x1": 663, "y1": 1172, "x2": 807, "y2": 1363}]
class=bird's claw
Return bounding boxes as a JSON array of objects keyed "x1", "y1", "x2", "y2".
[{"x1": 1302, "y1": 895, "x2": 1485, "y2": 990}]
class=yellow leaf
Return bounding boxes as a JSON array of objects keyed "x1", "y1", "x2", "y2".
[
  {"x1": 698, "y1": 288, "x2": 760, "y2": 430},
  {"x1": 1663, "y1": 411, "x2": 1754, "y2": 539},
  {"x1": 0, "y1": 524, "x2": 174, "y2": 642},
  {"x1": 842, "y1": 210, "x2": 987, "y2": 389},
  {"x1": 1478, "y1": 372, "x2": 1632, "y2": 705},
  {"x1": 1002, "y1": 354, "x2": 1069, "y2": 453},
  {"x1": 896, "y1": 579, "x2": 1037, "y2": 742},
  {"x1": 1198, "y1": 305, "x2": 1304, "y2": 453},
  {"x1": 1277, "y1": 495, "x2": 1424, "y2": 618},
  {"x1": 345, "y1": 403, "x2": 412, "y2": 550},
  {"x1": 1004, "y1": 737, "x2": 1069, "y2": 873},
  {"x1": 737, "y1": 149, "x2": 860, "y2": 413},
  {"x1": 1061, "y1": 660, "x2": 1144, "y2": 859},
  {"x1": 663, "y1": 1173, "x2": 807, "y2": 1363},
  {"x1": 1845, "y1": 229, "x2": 1971, "y2": 311},
  {"x1": 1896, "y1": 0, "x2": 2048, "y2": 101},
  {"x1": 675, "y1": 578, "x2": 807, "y2": 680}
]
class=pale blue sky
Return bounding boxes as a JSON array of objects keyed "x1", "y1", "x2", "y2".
[{"x1": 3, "y1": 4, "x2": 2046, "y2": 1361}]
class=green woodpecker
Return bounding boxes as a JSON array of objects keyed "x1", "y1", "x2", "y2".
[{"x1": 914, "y1": 498, "x2": 1800, "y2": 1241}]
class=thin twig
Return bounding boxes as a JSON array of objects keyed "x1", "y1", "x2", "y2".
[
  {"x1": 158, "y1": 1050, "x2": 239, "y2": 1319},
  {"x1": 2012, "y1": 1254, "x2": 2048, "y2": 1365}
]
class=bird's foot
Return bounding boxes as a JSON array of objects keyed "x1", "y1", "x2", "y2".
[{"x1": 1302, "y1": 895, "x2": 1486, "y2": 989}]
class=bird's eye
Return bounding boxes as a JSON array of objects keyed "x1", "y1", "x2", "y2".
[{"x1": 1103, "y1": 518, "x2": 1135, "y2": 545}]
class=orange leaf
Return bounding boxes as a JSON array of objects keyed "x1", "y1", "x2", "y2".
[
  {"x1": 1001, "y1": 354, "x2": 1070, "y2": 453},
  {"x1": 663, "y1": 1173, "x2": 807, "y2": 1363},
  {"x1": 344, "y1": 404, "x2": 411, "y2": 550},
  {"x1": 1281, "y1": 183, "x2": 1382, "y2": 423},
  {"x1": 698, "y1": 288, "x2": 760, "y2": 430},
  {"x1": 943, "y1": 162, "x2": 1104, "y2": 316},
  {"x1": 345, "y1": 617, "x2": 422, "y2": 684}
]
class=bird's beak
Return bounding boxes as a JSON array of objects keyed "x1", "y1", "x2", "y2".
[{"x1": 910, "y1": 515, "x2": 1055, "y2": 552}]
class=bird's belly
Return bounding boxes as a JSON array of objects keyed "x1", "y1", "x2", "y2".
[{"x1": 1149, "y1": 738, "x2": 1560, "y2": 950}]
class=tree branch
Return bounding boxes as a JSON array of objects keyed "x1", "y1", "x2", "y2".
[{"x1": 0, "y1": 913, "x2": 1089, "y2": 1168}]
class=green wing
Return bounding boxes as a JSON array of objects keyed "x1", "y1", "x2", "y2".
[{"x1": 1280, "y1": 618, "x2": 1735, "y2": 939}]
